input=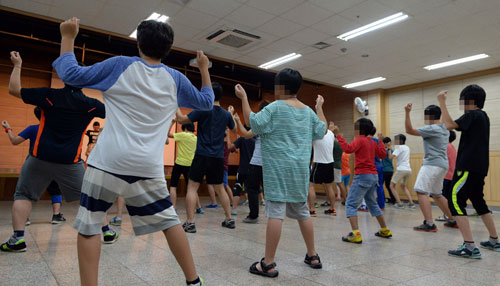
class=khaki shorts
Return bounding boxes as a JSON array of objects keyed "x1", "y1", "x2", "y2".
[
  {"x1": 391, "y1": 170, "x2": 412, "y2": 185},
  {"x1": 265, "y1": 201, "x2": 310, "y2": 220},
  {"x1": 333, "y1": 168, "x2": 342, "y2": 183},
  {"x1": 414, "y1": 165, "x2": 447, "y2": 197}
]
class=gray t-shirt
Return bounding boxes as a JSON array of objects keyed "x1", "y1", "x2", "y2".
[
  {"x1": 249, "y1": 136, "x2": 262, "y2": 166},
  {"x1": 417, "y1": 124, "x2": 449, "y2": 169}
]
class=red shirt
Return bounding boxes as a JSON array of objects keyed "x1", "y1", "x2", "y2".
[
  {"x1": 337, "y1": 135, "x2": 386, "y2": 175},
  {"x1": 445, "y1": 143, "x2": 457, "y2": 180}
]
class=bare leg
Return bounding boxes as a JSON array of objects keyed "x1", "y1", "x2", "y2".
[
  {"x1": 186, "y1": 180, "x2": 200, "y2": 223},
  {"x1": 375, "y1": 214, "x2": 388, "y2": 228},
  {"x1": 116, "y1": 197, "x2": 125, "y2": 218},
  {"x1": 196, "y1": 195, "x2": 202, "y2": 209},
  {"x1": 455, "y1": 216, "x2": 473, "y2": 241},
  {"x1": 214, "y1": 184, "x2": 232, "y2": 219},
  {"x1": 163, "y1": 225, "x2": 198, "y2": 281},
  {"x1": 207, "y1": 185, "x2": 217, "y2": 205},
  {"x1": 12, "y1": 200, "x2": 32, "y2": 231},
  {"x1": 336, "y1": 184, "x2": 341, "y2": 199},
  {"x1": 224, "y1": 185, "x2": 234, "y2": 206},
  {"x1": 298, "y1": 219, "x2": 319, "y2": 263},
  {"x1": 390, "y1": 182, "x2": 402, "y2": 204},
  {"x1": 232, "y1": 195, "x2": 240, "y2": 211},
  {"x1": 417, "y1": 193, "x2": 433, "y2": 221},
  {"x1": 308, "y1": 184, "x2": 316, "y2": 210},
  {"x1": 338, "y1": 183, "x2": 347, "y2": 202},
  {"x1": 480, "y1": 213, "x2": 498, "y2": 238},
  {"x1": 78, "y1": 234, "x2": 101, "y2": 286},
  {"x1": 324, "y1": 184, "x2": 336, "y2": 210},
  {"x1": 52, "y1": 203, "x2": 61, "y2": 215},
  {"x1": 258, "y1": 192, "x2": 263, "y2": 202},
  {"x1": 170, "y1": 186, "x2": 177, "y2": 208},
  {"x1": 402, "y1": 184, "x2": 413, "y2": 204},
  {"x1": 433, "y1": 196, "x2": 453, "y2": 218},
  {"x1": 260, "y1": 218, "x2": 282, "y2": 270},
  {"x1": 348, "y1": 216, "x2": 359, "y2": 230}
]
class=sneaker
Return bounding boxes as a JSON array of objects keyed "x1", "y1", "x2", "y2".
[
  {"x1": 221, "y1": 218, "x2": 235, "y2": 229},
  {"x1": 324, "y1": 208, "x2": 336, "y2": 216},
  {"x1": 242, "y1": 200, "x2": 249, "y2": 206},
  {"x1": 231, "y1": 209, "x2": 238, "y2": 215},
  {"x1": 110, "y1": 216, "x2": 122, "y2": 226},
  {"x1": 314, "y1": 202, "x2": 319, "y2": 208},
  {"x1": 309, "y1": 210, "x2": 317, "y2": 217},
  {"x1": 103, "y1": 231, "x2": 119, "y2": 244},
  {"x1": 480, "y1": 240, "x2": 500, "y2": 252},
  {"x1": 444, "y1": 220, "x2": 459, "y2": 229},
  {"x1": 358, "y1": 206, "x2": 369, "y2": 212},
  {"x1": 51, "y1": 213, "x2": 66, "y2": 224},
  {"x1": 342, "y1": 232, "x2": 362, "y2": 244},
  {"x1": 183, "y1": 222, "x2": 197, "y2": 233},
  {"x1": 413, "y1": 221, "x2": 438, "y2": 232},
  {"x1": 25, "y1": 218, "x2": 31, "y2": 226},
  {"x1": 436, "y1": 215, "x2": 449, "y2": 222},
  {"x1": 335, "y1": 197, "x2": 342, "y2": 201},
  {"x1": 320, "y1": 201, "x2": 330, "y2": 207},
  {"x1": 205, "y1": 204, "x2": 218, "y2": 209},
  {"x1": 341, "y1": 201, "x2": 346, "y2": 206},
  {"x1": 448, "y1": 244, "x2": 481, "y2": 259},
  {"x1": 394, "y1": 203, "x2": 405, "y2": 209},
  {"x1": 408, "y1": 203, "x2": 417, "y2": 210},
  {"x1": 375, "y1": 228, "x2": 393, "y2": 239},
  {"x1": 261, "y1": 200, "x2": 266, "y2": 206},
  {"x1": 187, "y1": 277, "x2": 205, "y2": 286},
  {"x1": 242, "y1": 217, "x2": 259, "y2": 224},
  {"x1": 0, "y1": 237, "x2": 26, "y2": 252},
  {"x1": 196, "y1": 208, "x2": 205, "y2": 214}
]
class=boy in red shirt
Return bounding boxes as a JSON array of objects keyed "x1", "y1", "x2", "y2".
[{"x1": 332, "y1": 118, "x2": 392, "y2": 244}]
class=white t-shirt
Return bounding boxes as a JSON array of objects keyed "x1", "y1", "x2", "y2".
[
  {"x1": 393, "y1": 145, "x2": 411, "y2": 171},
  {"x1": 312, "y1": 130, "x2": 334, "y2": 164}
]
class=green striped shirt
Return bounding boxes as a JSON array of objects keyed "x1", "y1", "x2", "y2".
[{"x1": 250, "y1": 101, "x2": 326, "y2": 203}]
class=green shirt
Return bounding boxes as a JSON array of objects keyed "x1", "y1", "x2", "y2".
[
  {"x1": 250, "y1": 101, "x2": 326, "y2": 203},
  {"x1": 173, "y1": 132, "x2": 197, "y2": 166},
  {"x1": 333, "y1": 140, "x2": 342, "y2": 169}
]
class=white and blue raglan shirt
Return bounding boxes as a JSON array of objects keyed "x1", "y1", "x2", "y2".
[{"x1": 53, "y1": 53, "x2": 214, "y2": 178}]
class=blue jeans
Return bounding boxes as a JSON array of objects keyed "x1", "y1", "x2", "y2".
[
  {"x1": 376, "y1": 164, "x2": 385, "y2": 209},
  {"x1": 345, "y1": 174, "x2": 383, "y2": 218}
]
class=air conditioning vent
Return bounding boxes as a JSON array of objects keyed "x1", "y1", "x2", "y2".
[
  {"x1": 312, "y1": 42, "x2": 331, "y2": 50},
  {"x1": 205, "y1": 28, "x2": 262, "y2": 50}
]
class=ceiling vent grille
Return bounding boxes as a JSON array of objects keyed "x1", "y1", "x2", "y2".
[
  {"x1": 312, "y1": 42, "x2": 331, "y2": 50},
  {"x1": 205, "y1": 28, "x2": 261, "y2": 51}
]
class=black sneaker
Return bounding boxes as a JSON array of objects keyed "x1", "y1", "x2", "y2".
[
  {"x1": 183, "y1": 222, "x2": 197, "y2": 233},
  {"x1": 413, "y1": 221, "x2": 438, "y2": 232},
  {"x1": 320, "y1": 201, "x2": 330, "y2": 207},
  {"x1": 51, "y1": 213, "x2": 67, "y2": 224},
  {"x1": 103, "y1": 231, "x2": 119, "y2": 244},
  {"x1": 221, "y1": 218, "x2": 235, "y2": 229},
  {"x1": 448, "y1": 244, "x2": 481, "y2": 259},
  {"x1": 1, "y1": 237, "x2": 26, "y2": 252}
]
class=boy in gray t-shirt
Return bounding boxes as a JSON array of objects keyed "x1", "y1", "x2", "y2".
[{"x1": 405, "y1": 103, "x2": 457, "y2": 232}]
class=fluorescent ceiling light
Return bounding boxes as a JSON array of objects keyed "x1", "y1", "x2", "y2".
[
  {"x1": 342, "y1": 77, "x2": 386, "y2": 89},
  {"x1": 130, "y1": 12, "x2": 170, "y2": 38},
  {"x1": 423, "y1": 53, "x2": 489, "y2": 70},
  {"x1": 259, "y1": 53, "x2": 302, "y2": 69},
  {"x1": 337, "y1": 12, "x2": 409, "y2": 41}
]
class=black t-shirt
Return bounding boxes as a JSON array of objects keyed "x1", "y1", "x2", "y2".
[
  {"x1": 455, "y1": 109, "x2": 490, "y2": 175},
  {"x1": 234, "y1": 137, "x2": 255, "y2": 174},
  {"x1": 86, "y1": 130, "x2": 100, "y2": 144},
  {"x1": 21, "y1": 86, "x2": 106, "y2": 164}
]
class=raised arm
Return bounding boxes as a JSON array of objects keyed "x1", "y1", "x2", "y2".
[
  {"x1": 2, "y1": 121, "x2": 26, "y2": 145},
  {"x1": 437, "y1": 90, "x2": 459, "y2": 130},
  {"x1": 59, "y1": 17, "x2": 79, "y2": 55},
  {"x1": 234, "y1": 113, "x2": 255, "y2": 139},
  {"x1": 375, "y1": 133, "x2": 387, "y2": 159},
  {"x1": 8, "y1": 51, "x2": 22, "y2": 98},
  {"x1": 234, "y1": 84, "x2": 253, "y2": 124},
  {"x1": 176, "y1": 109, "x2": 191, "y2": 124},
  {"x1": 404, "y1": 103, "x2": 419, "y2": 136},
  {"x1": 331, "y1": 124, "x2": 359, "y2": 154},
  {"x1": 315, "y1": 95, "x2": 327, "y2": 134}
]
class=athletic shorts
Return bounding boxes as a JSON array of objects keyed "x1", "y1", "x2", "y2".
[
  {"x1": 341, "y1": 175, "x2": 350, "y2": 187},
  {"x1": 170, "y1": 163, "x2": 190, "y2": 188},
  {"x1": 189, "y1": 154, "x2": 224, "y2": 185},
  {"x1": 265, "y1": 201, "x2": 310, "y2": 220},
  {"x1": 447, "y1": 170, "x2": 490, "y2": 217},
  {"x1": 414, "y1": 165, "x2": 447, "y2": 197},
  {"x1": 334, "y1": 168, "x2": 342, "y2": 183},
  {"x1": 14, "y1": 155, "x2": 83, "y2": 202},
  {"x1": 391, "y1": 170, "x2": 411, "y2": 185},
  {"x1": 74, "y1": 166, "x2": 180, "y2": 236},
  {"x1": 309, "y1": 162, "x2": 334, "y2": 184}
]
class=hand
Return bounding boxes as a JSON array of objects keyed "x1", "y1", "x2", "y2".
[
  {"x1": 60, "y1": 17, "x2": 80, "y2": 39},
  {"x1": 196, "y1": 50, "x2": 209, "y2": 70},
  {"x1": 10, "y1": 51, "x2": 22, "y2": 67},
  {"x1": 437, "y1": 90, "x2": 448, "y2": 103},
  {"x1": 328, "y1": 121, "x2": 335, "y2": 131},
  {"x1": 378, "y1": 133, "x2": 384, "y2": 141},
  {"x1": 405, "y1": 103, "x2": 412, "y2": 113},
  {"x1": 233, "y1": 113, "x2": 240, "y2": 122},
  {"x1": 331, "y1": 122, "x2": 340, "y2": 135},
  {"x1": 234, "y1": 84, "x2": 247, "y2": 100},
  {"x1": 2, "y1": 120, "x2": 10, "y2": 129},
  {"x1": 228, "y1": 105, "x2": 235, "y2": 115},
  {"x1": 315, "y1": 94, "x2": 324, "y2": 110}
]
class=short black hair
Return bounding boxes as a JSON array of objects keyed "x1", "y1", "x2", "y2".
[
  {"x1": 34, "y1": 107, "x2": 41, "y2": 120},
  {"x1": 395, "y1": 134, "x2": 406, "y2": 144},
  {"x1": 182, "y1": 123, "x2": 195, "y2": 132},
  {"x1": 368, "y1": 126, "x2": 377, "y2": 136},
  {"x1": 354, "y1": 118, "x2": 374, "y2": 136},
  {"x1": 93, "y1": 121, "x2": 100, "y2": 126},
  {"x1": 137, "y1": 20, "x2": 174, "y2": 60},
  {"x1": 275, "y1": 68, "x2": 302, "y2": 95},
  {"x1": 383, "y1": 137, "x2": 391, "y2": 144},
  {"x1": 212, "y1": 82, "x2": 222, "y2": 101},
  {"x1": 460, "y1": 84, "x2": 486, "y2": 109},
  {"x1": 424, "y1": 105, "x2": 441, "y2": 120},
  {"x1": 259, "y1": 100, "x2": 270, "y2": 111},
  {"x1": 449, "y1": 130, "x2": 456, "y2": 143}
]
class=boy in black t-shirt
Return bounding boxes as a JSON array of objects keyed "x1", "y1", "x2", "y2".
[
  {"x1": 85, "y1": 121, "x2": 101, "y2": 158},
  {"x1": 438, "y1": 85, "x2": 499, "y2": 259}
]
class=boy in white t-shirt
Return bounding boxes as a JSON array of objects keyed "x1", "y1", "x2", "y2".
[{"x1": 389, "y1": 134, "x2": 416, "y2": 209}]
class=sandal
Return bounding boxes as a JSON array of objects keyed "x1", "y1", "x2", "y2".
[
  {"x1": 304, "y1": 254, "x2": 323, "y2": 269},
  {"x1": 249, "y1": 258, "x2": 279, "y2": 278}
]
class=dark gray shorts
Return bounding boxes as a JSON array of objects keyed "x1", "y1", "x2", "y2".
[{"x1": 14, "y1": 155, "x2": 84, "y2": 202}]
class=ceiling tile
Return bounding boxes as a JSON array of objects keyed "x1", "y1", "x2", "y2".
[
  {"x1": 207, "y1": 48, "x2": 243, "y2": 60},
  {"x1": 308, "y1": 0, "x2": 366, "y2": 13},
  {"x1": 187, "y1": 0, "x2": 243, "y2": 18},
  {"x1": 92, "y1": 3, "x2": 148, "y2": 35},
  {"x1": 302, "y1": 63, "x2": 335, "y2": 74},
  {"x1": 172, "y1": 7, "x2": 220, "y2": 29},
  {"x1": 340, "y1": 0, "x2": 398, "y2": 23},
  {"x1": 280, "y1": 58, "x2": 316, "y2": 70},
  {"x1": 156, "y1": 1, "x2": 185, "y2": 17},
  {"x1": 281, "y1": 2, "x2": 332, "y2": 27},
  {"x1": 286, "y1": 28, "x2": 330, "y2": 45},
  {"x1": 246, "y1": 48, "x2": 291, "y2": 65},
  {"x1": 311, "y1": 14, "x2": 356, "y2": 37},
  {"x1": 256, "y1": 17, "x2": 305, "y2": 37},
  {"x1": 224, "y1": 5, "x2": 275, "y2": 28},
  {"x1": 305, "y1": 49, "x2": 340, "y2": 62},
  {"x1": 246, "y1": 0, "x2": 304, "y2": 15},
  {"x1": 264, "y1": 38, "x2": 306, "y2": 54},
  {"x1": 2, "y1": 0, "x2": 49, "y2": 17},
  {"x1": 175, "y1": 41, "x2": 217, "y2": 54}
]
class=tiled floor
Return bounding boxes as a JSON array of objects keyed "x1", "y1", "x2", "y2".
[{"x1": 1, "y1": 199, "x2": 499, "y2": 286}]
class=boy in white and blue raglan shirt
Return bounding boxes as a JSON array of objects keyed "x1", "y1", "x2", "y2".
[{"x1": 53, "y1": 17, "x2": 211, "y2": 286}]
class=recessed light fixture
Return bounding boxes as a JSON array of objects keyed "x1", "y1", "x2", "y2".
[
  {"x1": 342, "y1": 77, "x2": 386, "y2": 89},
  {"x1": 130, "y1": 12, "x2": 170, "y2": 38},
  {"x1": 259, "y1": 53, "x2": 302, "y2": 70},
  {"x1": 423, "y1": 53, "x2": 489, "y2": 70},
  {"x1": 337, "y1": 12, "x2": 409, "y2": 41}
]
